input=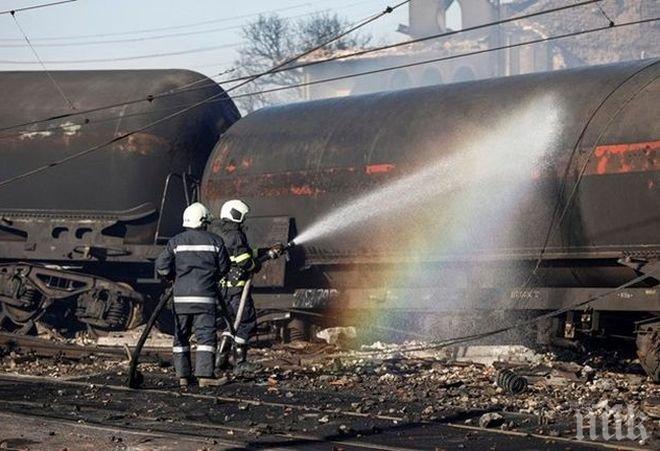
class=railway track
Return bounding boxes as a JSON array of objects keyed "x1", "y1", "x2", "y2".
[
  {"x1": 0, "y1": 410, "x2": 236, "y2": 451},
  {"x1": 0, "y1": 372, "x2": 645, "y2": 450},
  {"x1": 0, "y1": 331, "x2": 171, "y2": 361},
  {"x1": 0, "y1": 333, "x2": 656, "y2": 450}
]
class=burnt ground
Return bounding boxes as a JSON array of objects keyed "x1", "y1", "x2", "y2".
[{"x1": 0, "y1": 339, "x2": 658, "y2": 450}]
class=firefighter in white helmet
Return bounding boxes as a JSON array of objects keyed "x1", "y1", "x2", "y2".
[{"x1": 155, "y1": 202, "x2": 230, "y2": 388}]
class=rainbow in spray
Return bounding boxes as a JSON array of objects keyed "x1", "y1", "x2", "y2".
[{"x1": 292, "y1": 95, "x2": 563, "y2": 341}]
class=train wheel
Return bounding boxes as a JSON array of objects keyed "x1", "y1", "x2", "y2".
[
  {"x1": 636, "y1": 319, "x2": 660, "y2": 382},
  {"x1": 285, "y1": 318, "x2": 310, "y2": 342},
  {"x1": 0, "y1": 303, "x2": 20, "y2": 333},
  {"x1": 0, "y1": 301, "x2": 40, "y2": 334},
  {"x1": 75, "y1": 282, "x2": 144, "y2": 337}
]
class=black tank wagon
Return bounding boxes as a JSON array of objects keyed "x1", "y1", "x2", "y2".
[
  {"x1": 0, "y1": 70, "x2": 240, "y2": 335},
  {"x1": 1, "y1": 61, "x2": 658, "y2": 379},
  {"x1": 202, "y1": 60, "x2": 659, "y2": 377}
]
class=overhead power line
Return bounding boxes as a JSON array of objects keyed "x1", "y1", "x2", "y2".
[
  {"x1": 8, "y1": 16, "x2": 652, "y2": 173},
  {"x1": 9, "y1": 10, "x2": 648, "y2": 139},
  {"x1": 522, "y1": 61, "x2": 660, "y2": 288},
  {"x1": 175, "y1": 0, "x2": 608, "y2": 96},
  {"x1": 0, "y1": 0, "x2": 380, "y2": 48},
  {"x1": 0, "y1": 0, "x2": 381, "y2": 42},
  {"x1": 0, "y1": 1, "x2": 310, "y2": 39},
  {"x1": 0, "y1": 0, "x2": 76, "y2": 15},
  {"x1": 0, "y1": 14, "x2": 654, "y2": 179},
  {"x1": 355, "y1": 267, "x2": 659, "y2": 356},
  {"x1": 595, "y1": 1, "x2": 615, "y2": 27},
  {"x1": 0, "y1": 42, "x2": 242, "y2": 64},
  {"x1": 9, "y1": 10, "x2": 76, "y2": 111},
  {"x1": 228, "y1": 17, "x2": 659, "y2": 100},
  {"x1": 0, "y1": 1, "x2": 410, "y2": 189},
  {"x1": 0, "y1": 0, "x2": 606, "y2": 134},
  {"x1": 0, "y1": 26, "x2": 248, "y2": 49}
]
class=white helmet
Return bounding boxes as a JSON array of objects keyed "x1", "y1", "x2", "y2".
[
  {"x1": 182, "y1": 202, "x2": 211, "y2": 229},
  {"x1": 220, "y1": 199, "x2": 249, "y2": 223}
]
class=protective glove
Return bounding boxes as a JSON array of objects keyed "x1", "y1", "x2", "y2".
[{"x1": 266, "y1": 242, "x2": 286, "y2": 260}]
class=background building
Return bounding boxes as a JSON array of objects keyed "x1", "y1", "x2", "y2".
[{"x1": 301, "y1": 0, "x2": 659, "y2": 99}]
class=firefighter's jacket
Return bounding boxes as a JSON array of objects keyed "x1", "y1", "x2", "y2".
[
  {"x1": 155, "y1": 228, "x2": 230, "y2": 313},
  {"x1": 216, "y1": 220, "x2": 259, "y2": 293}
]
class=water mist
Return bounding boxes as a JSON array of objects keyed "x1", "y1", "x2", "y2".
[{"x1": 292, "y1": 95, "x2": 562, "y2": 246}]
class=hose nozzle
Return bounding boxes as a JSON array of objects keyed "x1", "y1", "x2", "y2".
[{"x1": 260, "y1": 241, "x2": 296, "y2": 262}]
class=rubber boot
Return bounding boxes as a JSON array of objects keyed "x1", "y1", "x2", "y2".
[
  {"x1": 235, "y1": 344, "x2": 247, "y2": 364},
  {"x1": 215, "y1": 336, "x2": 232, "y2": 373},
  {"x1": 198, "y1": 376, "x2": 228, "y2": 387},
  {"x1": 233, "y1": 344, "x2": 260, "y2": 375}
]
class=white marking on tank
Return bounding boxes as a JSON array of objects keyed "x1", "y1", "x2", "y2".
[
  {"x1": 60, "y1": 121, "x2": 82, "y2": 136},
  {"x1": 19, "y1": 130, "x2": 52, "y2": 139}
]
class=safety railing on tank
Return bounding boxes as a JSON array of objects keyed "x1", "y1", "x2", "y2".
[{"x1": 154, "y1": 172, "x2": 199, "y2": 245}]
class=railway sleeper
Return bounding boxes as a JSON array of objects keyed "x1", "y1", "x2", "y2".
[{"x1": 0, "y1": 263, "x2": 143, "y2": 336}]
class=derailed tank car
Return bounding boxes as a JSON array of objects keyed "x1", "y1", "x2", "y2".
[
  {"x1": 202, "y1": 60, "x2": 660, "y2": 377},
  {"x1": 0, "y1": 70, "x2": 240, "y2": 335}
]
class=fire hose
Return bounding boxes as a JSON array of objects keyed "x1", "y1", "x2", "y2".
[
  {"x1": 233, "y1": 278, "x2": 252, "y2": 333},
  {"x1": 232, "y1": 242, "x2": 292, "y2": 333},
  {"x1": 127, "y1": 286, "x2": 171, "y2": 389},
  {"x1": 126, "y1": 242, "x2": 291, "y2": 388},
  {"x1": 222, "y1": 243, "x2": 291, "y2": 358}
]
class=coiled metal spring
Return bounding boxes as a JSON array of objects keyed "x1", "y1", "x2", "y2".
[{"x1": 497, "y1": 369, "x2": 527, "y2": 394}]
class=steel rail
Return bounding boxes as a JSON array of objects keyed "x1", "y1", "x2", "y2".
[
  {"x1": 0, "y1": 373, "x2": 631, "y2": 450},
  {"x1": 0, "y1": 332, "x2": 171, "y2": 361}
]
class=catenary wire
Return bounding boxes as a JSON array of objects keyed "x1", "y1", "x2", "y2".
[
  {"x1": 223, "y1": 0, "x2": 409, "y2": 95},
  {"x1": 0, "y1": 42, "x2": 243, "y2": 64},
  {"x1": 0, "y1": 0, "x2": 380, "y2": 41},
  {"x1": 526, "y1": 62, "x2": 660, "y2": 280},
  {"x1": 233, "y1": 23, "x2": 660, "y2": 351},
  {"x1": 9, "y1": 11, "x2": 77, "y2": 111},
  {"x1": 225, "y1": 18, "x2": 659, "y2": 100},
  {"x1": 0, "y1": 0, "x2": 606, "y2": 134},
  {"x1": 0, "y1": 0, "x2": 75, "y2": 15},
  {"x1": 192, "y1": 0, "x2": 608, "y2": 92},
  {"x1": 324, "y1": 267, "x2": 659, "y2": 356},
  {"x1": 595, "y1": 1, "x2": 616, "y2": 27},
  {"x1": 153, "y1": 0, "x2": 609, "y2": 105},
  {"x1": 0, "y1": 68, "x2": 241, "y2": 141},
  {"x1": 512, "y1": 0, "x2": 628, "y2": 293},
  {"x1": 2, "y1": 13, "x2": 653, "y2": 144},
  {"x1": 0, "y1": 0, "x2": 383, "y2": 48},
  {"x1": 0, "y1": 30, "x2": 247, "y2": 49},
  {"x1": 0, "y1": 2, "x2": 655, "y2": 351},
  {"x1": 0, "y1": 1, "x2": 410, "y2": 189},
  {"x1": 2, "y1": 15, "x2": 654, "y2": 147}
]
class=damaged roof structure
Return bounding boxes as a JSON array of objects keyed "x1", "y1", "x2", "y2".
[{"x1": 300, "y1": 0, "x2": 660, "y2": 99}]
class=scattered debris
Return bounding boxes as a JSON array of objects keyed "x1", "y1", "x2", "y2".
[
  {"x1": 479, "y1": 412, "x2": 505, "y2": 428},
  {"x1": 95, "y1": 325, "x2": 171, "y2": 349},
  {"x1": 0, "y1": 338, "x2": 658, "y2": 448},
  {"x1": 316, "y1": 327, "x2": 357, "y2": 347},
  {"x1": 448, "y1": 345, "x2": 542, "y2": 366}
]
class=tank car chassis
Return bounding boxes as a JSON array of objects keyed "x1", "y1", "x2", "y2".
[
  {"x1": 252, "y1": 232, "x2": 660, "y2": 380},
  {"x1": 0, "y1": 206, "x2": 164, "y2": 336}
]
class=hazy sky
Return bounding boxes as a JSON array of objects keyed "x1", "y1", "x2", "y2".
[{"x1": 0, "y1": 0, "x2": 408, "y2": 77}]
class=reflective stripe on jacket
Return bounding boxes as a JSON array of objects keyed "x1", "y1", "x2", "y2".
[
  {"x1": 155, "y1": 228, "x2": 230, "y2": 312},
  {"x1": 216, "y1": 220, "x2": 258, "y2": 289}
]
